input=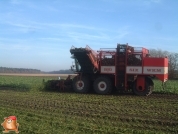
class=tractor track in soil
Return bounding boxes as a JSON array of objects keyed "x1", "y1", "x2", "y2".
[{"x1": 151, "y1": 93, "x2": 178, "y2": 99}]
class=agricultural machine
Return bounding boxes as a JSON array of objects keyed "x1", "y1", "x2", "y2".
[{"x1": 46, "y1": 43, "x2": 168, "y2": 96}]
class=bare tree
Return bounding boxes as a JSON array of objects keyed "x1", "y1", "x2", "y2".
[
  {"x1": 149, "y1": 49, "x2": 169, "y2": 57},
  {"x1": 168, "y1": 53, "x2": 178, "y2": 78}
]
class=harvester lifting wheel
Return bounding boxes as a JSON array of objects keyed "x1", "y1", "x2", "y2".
[
  {"x1": 72, "y1": 76, "x2": 90, "y2": 93},
  {"x1": 93, "y1": 76, "x2": 112, "y2": 95},
  {"x1": 133, "y1": 77, "x2": 154, "y2": 96}
]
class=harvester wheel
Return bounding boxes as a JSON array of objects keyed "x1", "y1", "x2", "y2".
[
  {"x1": 133, "y1": 77, "x2": 154, "y2": 96},
  {"x1": 93, "y1": 76, "x2": 112, "y2": 95},
  {"x1": 72, "y1": 76, "x2": 90, "y2": 93}
]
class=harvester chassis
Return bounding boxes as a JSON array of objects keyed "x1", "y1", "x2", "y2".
[{"x1": 45, "y1": 43, "x2": 168, "y2": 96}]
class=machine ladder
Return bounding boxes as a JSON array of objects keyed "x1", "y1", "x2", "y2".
[{"x1": 116, "y1": 44, "x2": 127, "y2": 90}]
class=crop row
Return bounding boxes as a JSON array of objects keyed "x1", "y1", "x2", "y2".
[
  {"x1": 0, "y1": 90, "x2": 177, "y2": 133},
  {"x1": 0, "y1": 75, "x2": 178, "y2": 133}
]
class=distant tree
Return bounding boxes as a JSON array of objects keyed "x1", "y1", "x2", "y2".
[
  {"x1": 149, "y1": 49, "x2": 178, "y2": 79},
  {"x1": 47, "y1": 69, "x2": 73, "y2": 74},
  {"x1": 0, "y1": 67, "x2": 41, "y2": 74},
  {"x1": 168, "y1": 53, "x2": 178, "y2": 79}
]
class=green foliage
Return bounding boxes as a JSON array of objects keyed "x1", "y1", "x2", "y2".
[
  {"x1": 0, "y1": 75, "x2": 178, "y2": 94},
  {"x1": 0, "y1": 75, "x2": 57, "y2": 92},
  {"x1": 0, "y1": 75, "x2": 177, "y2": 133},
  {"x1": 0, "y1": 76, "x2": 30, "y2": 91},
  {"x1": 153, "y1": 79, "x2": 178, "y2": 94},
  {"x1": 0, "y1": 90, "x2": 177, "y2": 134}
]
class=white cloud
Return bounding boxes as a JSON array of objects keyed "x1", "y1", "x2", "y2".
[
  {"x1": 10, "y1": 0, "x2": 22, "y2": 5},
  {"x1": 12, "y1": 44, "x2": 31, "y2": 51},
  {"x1": 38, "y1": 37, "x2": 64, "y2": 41},
  {"x1": 0, "y1": 44, "x2": 31, "y2": 51},
  {"x1": 4, "y1": 21, "x2": 42, "y2": 33},
  {"x1": 142, "y1": 0, "x2": 161, "y2": 6},
  {"x1": 151, "y1": 0, "x2": 161, "y2": 3}
]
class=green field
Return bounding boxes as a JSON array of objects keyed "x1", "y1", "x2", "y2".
[{"x1": 0, "y1": 75, "x2": 177, "y2": 134}]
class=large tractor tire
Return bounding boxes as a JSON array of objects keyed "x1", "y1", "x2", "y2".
[
  {"x1": 93, "y1": 76, "x2": 112, "y2": 95},
  {"x1": 72, "y1": 76, "x2": 90, "y2": 93},
  {"x1": 133, "y1": 77, "x2": 154, "y2": 96}
]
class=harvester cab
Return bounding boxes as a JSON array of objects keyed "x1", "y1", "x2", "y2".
[{"x1": 70, "y1": 45, "x2": 99, "y2": 74}]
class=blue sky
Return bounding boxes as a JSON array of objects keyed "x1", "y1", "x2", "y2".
[{"x1": 0, "y1": 0, "x2": 178, "y2": 71}]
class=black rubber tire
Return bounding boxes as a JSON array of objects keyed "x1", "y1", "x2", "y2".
[
  {"x1": 93, "y1": 76, "x2": 112, "y2": 95},
  {"x1": 133, "y1": 77, "x2": 154, "y2": 96},
  {"x1": 72, "y1": 76, "x2": 90, "y2": 93}
]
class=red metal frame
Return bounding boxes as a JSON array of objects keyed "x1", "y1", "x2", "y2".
[
  {"x1": 124, "y1": 45, "x2": 149, "y2": 89},
  {"x1": 124, "y1": 45, "x2": 128, "y2": 89},
  {"x1": 98, "y1": 49, "x2": 116, "y2": 74},
  {"x1": 143, "y1": 57, "x2": 168, "y2": 82},
  {"x1": 136, "y1": 76, "x2": 145, "y2": 91},
  {"x1": 85, "y1": 45, "x2": 99, "y2": 71},
  {"x1": 125, "y1": 46, "x2": 168, "y2": 82}
]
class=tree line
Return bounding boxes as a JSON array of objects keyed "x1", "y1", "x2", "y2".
[
  {"x1": 0, "y1": 67, "x2": 73, "y2": 74},
  {"x1": 47, "y1": 69, "x2": 73, "y2": 74},
  {"x1": 0, "y1": 67, "x2": 42, "y2": 74}
]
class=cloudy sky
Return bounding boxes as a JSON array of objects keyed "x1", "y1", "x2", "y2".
[{"x1": 0, "y1": 0, "x2": 177, "y2": 71}]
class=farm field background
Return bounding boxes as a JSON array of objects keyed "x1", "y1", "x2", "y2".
[{"x1": 0, "y1": 74, "x2": 177, "y2": 134}]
